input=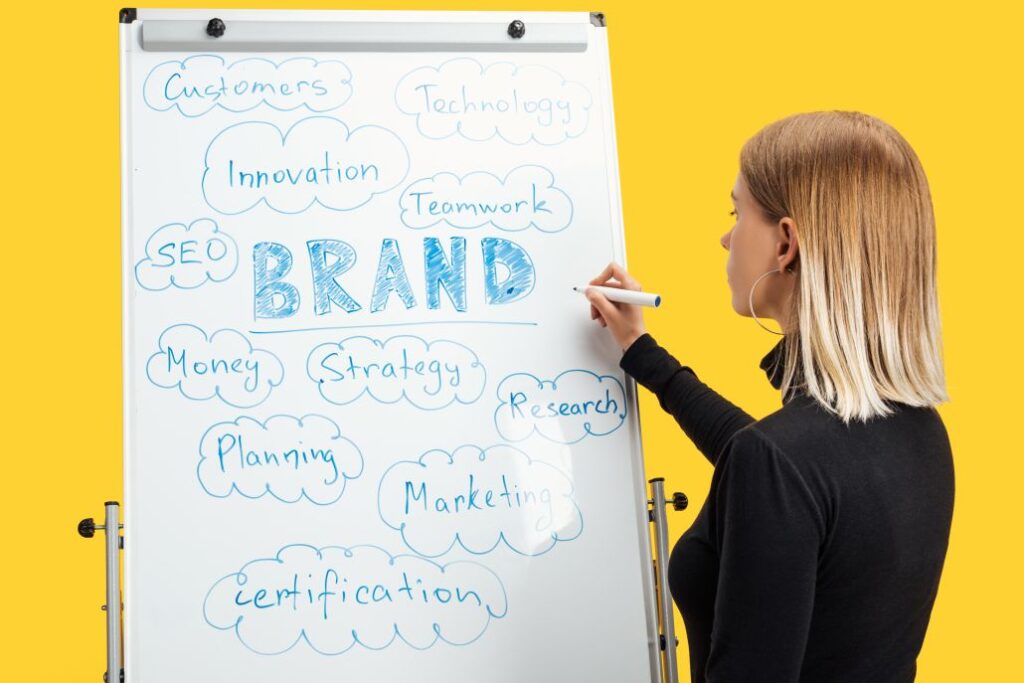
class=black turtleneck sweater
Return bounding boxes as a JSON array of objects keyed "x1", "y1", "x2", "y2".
[{"x1": 619, "y1": 333, "x2": 954, "y2": 682}]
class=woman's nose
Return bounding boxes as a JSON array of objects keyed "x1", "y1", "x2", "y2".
[{"x1": 720, "y1": 229, "x2": 731, "y2": 250}]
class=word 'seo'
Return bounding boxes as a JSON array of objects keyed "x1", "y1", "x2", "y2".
[
  {"x1": 146, "y1": 324, "x2": 284, "y2": 408},
  {"x1": 378, "y1": 444, "x2": 584, "y2": 558},
  {"x1": 395, "y1": 57, "x2": 593, "y2": 145},
  {"x1": 143, "y1": 55, "x2": 354, "y2": 116},
  {"x1": 203, "y1": 544, "x2": 508, "y2": 655},
  {"x1": 134, "y1": 218, "x2": 238, "y2": 291},
  {"x1": 197, "y1": 414, "x2": 365, "y2": 506},
  {"x1": 495, "y1": 370, "x2": 627, "y2": 444},
  {"x1": 307, "y1": 335, "x2": 486, "y2": 411},
  {"x1": 398, "y1": 165, "x2": 573, "y2": 233},
  {"x1": 202, "y1": 116, "x2": 410, "y2": 215}
]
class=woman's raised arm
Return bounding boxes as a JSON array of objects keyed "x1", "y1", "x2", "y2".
[{"x1": 619, "y1": 332, "x2": 755, "y2": 466}]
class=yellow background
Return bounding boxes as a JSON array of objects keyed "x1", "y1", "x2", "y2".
[{"x1": 2, "y1": 1, "x2": 1019, "y2": 679}]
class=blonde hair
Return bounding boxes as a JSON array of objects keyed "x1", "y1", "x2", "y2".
[{"x1": 740, "y1": 111, "x2": 949, "y2": 423}]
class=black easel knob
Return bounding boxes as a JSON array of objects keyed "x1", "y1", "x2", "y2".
[
  {"x1": 507, "y1": 20, "x2": 526, "y2": 39},
  {"x1": 671, "y1": 492, "x2": 688, "y2": 511},
  {"x1": 78, "y1": 517, "x2": 97, "y2": 538},
  {"x1": 206, "y1": 18, "x2": 226, "y2": 38}
]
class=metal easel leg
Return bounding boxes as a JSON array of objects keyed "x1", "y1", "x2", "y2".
[
  {"x1": 79, "y1": 501, "x2": 124, "y2": 683},
  {"x1": 649, "y1": 478, "x2": 688, "y2": 683}
]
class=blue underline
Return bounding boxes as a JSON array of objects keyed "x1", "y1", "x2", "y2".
[{"x1": 249, "y1": 319, "x2": 539, "y2": 335}]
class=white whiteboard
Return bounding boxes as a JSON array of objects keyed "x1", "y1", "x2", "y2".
[{"x1": 120, "y1": 8, "x2": 660, "y2": 682}]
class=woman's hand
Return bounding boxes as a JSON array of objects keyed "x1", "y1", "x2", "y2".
[{"x1": 586, "y1": 261, "x2": 648, "y2": 352}]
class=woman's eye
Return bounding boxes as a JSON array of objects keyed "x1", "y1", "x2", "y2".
[{"x1": 729, "y1": 210, "x2": 738, "y2": 219}]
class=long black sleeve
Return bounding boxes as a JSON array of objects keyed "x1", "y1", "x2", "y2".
[{"x1": 619, "y1": 332, "x2": 755, "y2": 465}]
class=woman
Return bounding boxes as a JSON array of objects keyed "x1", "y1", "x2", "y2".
[{"x1": 586, "y1": 111, "x2": 954, "y2": 682}]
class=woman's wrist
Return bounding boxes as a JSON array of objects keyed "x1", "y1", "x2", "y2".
[{"x1": 621, "y1": 329, "x2": 648, "y2": 353}]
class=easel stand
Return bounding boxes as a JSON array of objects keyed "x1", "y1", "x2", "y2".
[
  {"x1": 78, "y1": 501, "x2": 123, "y2": 683},
  {"x1": 78, "y1": 490, "x2": 686, "y2": 683},
  {"x1": 649, "y1": 478, "x2": 689, "y2": 683},
  {"x1": 79, "y1": 491, "x2": 688, "y2": 683}
]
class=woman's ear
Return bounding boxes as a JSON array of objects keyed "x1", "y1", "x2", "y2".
[{"x1": 778, "y1": 217, "x2": 800, "y2": 271}]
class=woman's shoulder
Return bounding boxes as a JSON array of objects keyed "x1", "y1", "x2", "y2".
[
  {"x1": 760, "y1": 390, "x2": 946, "y2": 442},
  {"x1": 738, "y1": 394, "x2": 952, "y2": 491}
]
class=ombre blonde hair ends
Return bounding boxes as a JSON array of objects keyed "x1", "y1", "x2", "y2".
[{"x1": 740, "y1": 111, "x2": 949, "y2": 423}]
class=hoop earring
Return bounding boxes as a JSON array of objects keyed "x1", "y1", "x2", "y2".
[{"x1": 748, "y1": 266, "x2": 795, "y2": 335}]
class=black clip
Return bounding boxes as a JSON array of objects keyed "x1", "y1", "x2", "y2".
[
  {"x1": 507, "y1": 20, "x2": 526, "y2": 39},
  {"x1": 206, "y1": 18, "x2": 226, "y2": 38},
  {"x1": 77, "y1": 517, "x2": 96, "y2": 538}
]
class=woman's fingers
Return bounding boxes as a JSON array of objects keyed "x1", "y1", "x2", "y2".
[
  {"x1": 588, "y1": 262, "x2": 645, "y2": 334},
  {"x1": 589, "y1": 279, "x2": 625, "y2": 289},
  {"x1": 586, "y1": 288, "x2": 620, "y2": 325},
  {"x1": 589, "y1": 261, "x2": 642, "y2": 291}
]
